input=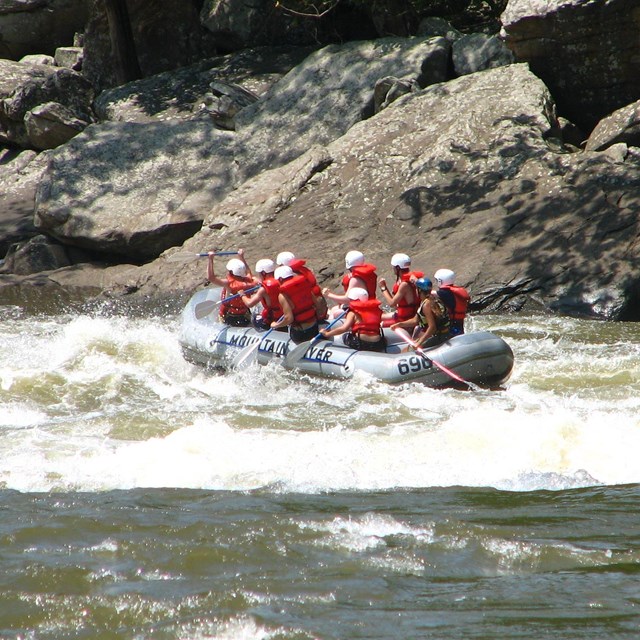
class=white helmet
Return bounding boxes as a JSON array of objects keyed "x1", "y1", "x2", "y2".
[
  {"x1": 434, "y1": 268, "x2": 455, "y2": 286},
  {"x1": 255, "y1": 258, "x2": 276, "y2": 274},
  {"x1": 347, "y1": 287, "x2": 369, "y2": 302},
  {"x1": 390, "y1": 253, "x2": 411, "y2": 269},
  {"x1": 345, "y1": 250, "x2": 365, "y2": 269},
  {"x1": 274, "y1": 265, "x2": 294, "y2": 280},
  {"x1": 276, "y1": 251, "x2": 295, "y2": 266},
  {"x1": 226, "y1": 258, "x2": 247, "y2": 277}
]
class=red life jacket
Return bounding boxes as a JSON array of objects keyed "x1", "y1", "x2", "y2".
[
  {"x1": 440, "y1": 284, "x2": 470, "y2": 323},
  {"x1": 221, "y1": 275, "x2": 251, "y2": 317},
  {"x1": 350, "y1": 299, "x2": 383, "y2": 336},
  {"x1": 279, "y1": 274, "x2": 317, "y2": 326},
  {"x1": 290, "y1": 258, "x2": 322, "y2": 297},
  {"x1": 392, "y1": 271, "x2": 423, "y2": 321},
  {"x1": 341, "y1": 263, "x2": 378, "y2": 298},
  {"x1": 259, "y1": 276, "x2": 283, "y2": 323}
]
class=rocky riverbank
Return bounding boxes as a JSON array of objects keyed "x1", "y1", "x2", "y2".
[{"x1": 1, "y1": 0, "x2": 639, "y2": 320}]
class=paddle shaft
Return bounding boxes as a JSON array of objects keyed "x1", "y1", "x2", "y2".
[{"x1": 194, "y1": 285, "x2": 261, "y2": 319}]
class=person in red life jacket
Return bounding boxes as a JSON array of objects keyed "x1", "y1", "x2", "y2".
[
  {"x1": 270, "y1": 265, "x2": 320, "y2": 344},
  {"x1": 276, "y1": 250, "x2": 328, "y2": 320},
  {"x1": 240, "y1": 258, "x2": 285, "y2": 331},
  {"x1": 207, "y1": 249, "x2": 254, "y2": 327},
  {"x1": 391, "y1": 277, "x2": 451, "y2": 349},
  {"x1": 378, "y1": 253, "x2": 424, "y2": 327},
  {"x1": 322, "y1": 250, "x2": 378, "y2": 319},
  {"x1": 319, "y1": 287, "x2": 387, "y2": 352},
  {"x1": 433, "y1": 268, "x2": 470, "y2": 336}
]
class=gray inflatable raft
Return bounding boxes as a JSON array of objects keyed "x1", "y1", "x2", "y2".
[{"x1": 179, "y1": 288, "x2": 514, "y2": 388}]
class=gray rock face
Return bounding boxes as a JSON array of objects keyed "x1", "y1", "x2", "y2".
[
  {"x1": 33, "y1": 120, "x2": 236, "y2": 260},
  {"x1": 501, "y1": 0, "x2": 640, "y2": 131},
  {"x1": 107, "y1": 64, "x2": 640, "y2": 320},
  {"x1": 0, "y1": 0, "x2": 88, "y2": 60},
  {"x1": 35, "y1": 37, "x2": 450, "y2": 260},
  {"x1": 234, "y1": 36, "x2": 451, "y2": 182},
  {"x1": 585, "y1": 100, "x2": 640, "y2": 152}
]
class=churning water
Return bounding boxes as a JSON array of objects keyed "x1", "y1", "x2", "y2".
[{"x1": 1, "y1": 302, "x2": 639, "y2": 639}]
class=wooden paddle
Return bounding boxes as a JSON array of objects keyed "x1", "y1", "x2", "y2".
[
  {"x1": 194, "y1": 285, "x2": 260, "y2": 320},
  {"x1": 166, "y1": 250, "x2": 238, "y2": 263},
  {"x1": 393, "y1": 327, "x2": 479, "y2": 389},
  {"x1": 283, "y1": 310, "x2": 348, "y2": 367}
]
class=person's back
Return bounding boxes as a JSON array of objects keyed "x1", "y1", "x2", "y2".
[
  {"x1": 272, "y1": 266, "x2": 319, "y2": 344},
  {"x1": 434, "y1": 268, "x2": 469, "y2": 335}
]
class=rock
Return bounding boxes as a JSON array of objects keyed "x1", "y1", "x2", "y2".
[
  {"x1": 501, "y1": 0, "x2": 640, "y2": 131},
  {"x1": 19, "y1": 54, "x2": 56, "y2": 66},
  {"x1": 37, "y1": 37, "x2": 449, "y2": 259},
  {"x1": 33, "y1": 120, "x2": 236, "y2": 260},
  {"x1": 1, "y1": 234, "x2": 71, "y2": 275},
  {"x1": 54, "y1": 46, "x2": 83, "y2": 70},
  {"x1": 585, "y1": 100, "x2": 640, "y2": 152},
  {"x1": 24, "y1": 101, "x2": 90, "y2": 150},
  {"x1": 94, "y1": 47, "x2": 309, "y2": 124},
  {"x1": 0, "y1": 0, "x2": 88, "y2": 60},
  {"x1": 83, "y1": 0, "x2": 218, "y2": 91},
  {"x1": 451, "y1": 33, "x2": 514, "y2": 76},
  {"x1": 0, "y1": 66, "x2": 95, "y2": 149},
  {"x1": 234, "y1": 36, "x2": 451, "y2": 182},
  {"x1": 105, "y1": 63, "x2": 640, "y2": 321}
]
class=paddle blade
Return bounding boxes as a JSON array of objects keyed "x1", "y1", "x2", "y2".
[
  {"x1": 231, "y1": 340, "x2": 260, "y2": 369},
  {"x1": 194, "y1": 300, "x2": 220, "y2": 319},
  {"x1": 283, "y1": 340, "x2": 312, "y2": 368}
]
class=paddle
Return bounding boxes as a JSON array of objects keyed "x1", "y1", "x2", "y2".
[
  {"x1": 284, "y1": 310, "x2": 348, "y2": 367},
  {"x1": 194, "y1": 285, "x2": 260, "y2": 320},
  {"x1": 166, "y1": 250, "x2": 238, "y2": 263},
  {"x1": 231, "y1": 315, "x2": 286, "y2": 368},
  {"x1": 393, "y1": 327, "x2": 479, "y2": 389}
]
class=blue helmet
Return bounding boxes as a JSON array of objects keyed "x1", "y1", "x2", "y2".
[{"x1": 415, "y1": 277, "x2": 432, "y2": 292}]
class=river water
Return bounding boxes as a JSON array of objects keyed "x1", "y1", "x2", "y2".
[{"x1": 1, "y1": 301, "x2": 640, "y2": 639}]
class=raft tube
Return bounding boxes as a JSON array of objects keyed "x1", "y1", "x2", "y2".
[{"x1": 179, "y1": 288, "x2": 514, "y2": 389}]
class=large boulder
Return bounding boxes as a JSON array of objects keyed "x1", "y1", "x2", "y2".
[
  {"x1": 0, "y1": 0, "x2": 88, "y2": 60},
  {"x1": 234, "y1": 36, "x2": 452, "y2": 182},
  {"x1": 107, "y1": 64, "x2": 640, "y2": 320},
  {"x1": 33, "y1": 120, "x2": 236, "y2": 260},
  {"x1": 501, "y1": 0, "x2": 640, "y2": 131}
]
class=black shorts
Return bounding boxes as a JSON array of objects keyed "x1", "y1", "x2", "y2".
[
  {"x1": 343, "y1": 332, "x2": 387, "y2": 352},
  {"x1": 290, "y1": 323, "x2": 319, "y2": 344}
]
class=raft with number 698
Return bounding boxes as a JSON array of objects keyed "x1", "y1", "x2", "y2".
[{"x1": 179, "y1": 288, "x2": 515, "y2": 389}]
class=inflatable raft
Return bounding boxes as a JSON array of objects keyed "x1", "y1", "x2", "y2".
[{"x1": 179, "y1": 288, "x2": 514, "y2": 389}]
